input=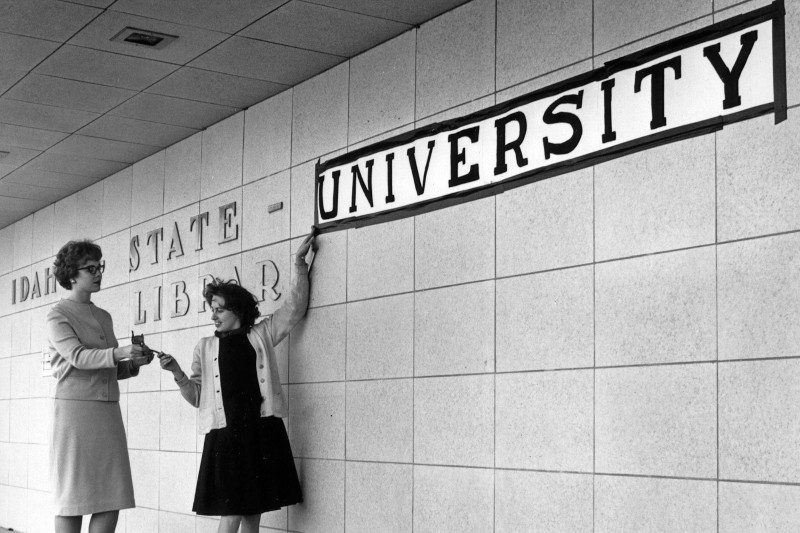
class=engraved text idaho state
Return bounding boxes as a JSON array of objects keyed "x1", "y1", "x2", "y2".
[{"x1": 10, "y1": 201, "x2": 285, "y2": 318}]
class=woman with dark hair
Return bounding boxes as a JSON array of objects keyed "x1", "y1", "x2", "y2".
[
  {"x1": 47, "y1": 239, "x2": 154, "y2": 533},
  {"x1": 159, "y1": 229, "x2": 315, "y2": 533}
]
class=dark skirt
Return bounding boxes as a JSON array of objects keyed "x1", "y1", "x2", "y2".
[{"x1": 193, "y1": 414, "x2": 303, "y2": 516}]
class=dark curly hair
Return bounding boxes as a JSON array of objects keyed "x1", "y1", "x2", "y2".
[
  {"x1": 53, "y1": 240, "x2": 103, "y2": 290},
  {"x1": 203, "y1": 278, "x2": 261, "y2": 329}
]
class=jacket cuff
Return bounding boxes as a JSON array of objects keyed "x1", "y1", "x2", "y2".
[
  {"x1": 294, "y1": 261, "x2": 309, "y2": 276},
  {"x1": 175, "y1": 373, "x2": 190, "y2": 386},
  {"x1": 105, "y1": 347, "x2": 117, "y2": 368}
]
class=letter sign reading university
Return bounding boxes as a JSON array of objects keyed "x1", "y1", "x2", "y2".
[{"x1": 315, "y1": 2, "x2": 787, "y2": 231}]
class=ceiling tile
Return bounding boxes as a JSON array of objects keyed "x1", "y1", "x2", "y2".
[
  {"x1": 0, "y1": 70, "x2": 28, "y2": 94},
  {"x1": 241, "y1": 1, "x2": 410, "y2": 57},
  {"x1": 35, "y1": 45, "x2": 179, "y2": 91},
  {"x1": 70, "y1": 0, "x2": 117, "y2": 7},
  {"x1": 4, "y1": 167, "x2": 98, "y2": 190},
  {"x1": 49, "y1": 135, "x2": 160, "y2": 163},
  {"x1": 77, "y1": 115, "x2": 198, "y2": 147},
  {"x1": 0, "y1": 180, "x2": 66, "y2": 202},
  {"x1": 0, "y1": 196, "x2": 47, "y2": 228},
  {"x1": 67, "y1": 11, "x2": 229, "y2": 65},
  {"x1": 109, "y1": 93, "x2": 238, "y2": 129},
  {"x1": 5, "y1": 74, "x2": 137, "y2": 114},
  {"x1": 0, "y1": 99, "x2": 100, "y2": 132},
  {"x1": 0, "y1": 32, "x2": 60, "y2": 71},
  {"x1": 0, "y1": 124, "x2": 68, "y2": 151},
  {"x1": 0, "y1": 147, "x2": 41, "y2": 169},
  {"x1": 28, "y1": 152, "x2": 129, "y2": 178},
  {"x1": 146, "y1": 67, "x2": 288, "y2": 108},
  {"x1": 110, "y1": 0, "x2": 289, "y2": 34},
  {"x1": 0, "y1": 0, "x2": 101, "y2": 41},
  {"x1": 305, "y1": 0, "x2": 471, "y2": 25},
  {"x1": 189, "y1": 36, "x2": 342, "y2": 85}
]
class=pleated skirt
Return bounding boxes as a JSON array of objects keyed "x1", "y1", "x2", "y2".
[
  {"x1": 51, "y1": 399, "x2": 135, "y2": 516},
  {"x1": 193, "y1": 415, "x2": 302, "y2": 516}
]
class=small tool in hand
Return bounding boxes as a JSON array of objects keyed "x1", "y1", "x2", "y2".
[{"x1": 130, "y1": 331, "x2": 164, "y2": 359}]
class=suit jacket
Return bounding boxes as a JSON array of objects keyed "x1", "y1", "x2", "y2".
[{"x1": 47, "y1": 299, "x2": 138, "y2": 401}]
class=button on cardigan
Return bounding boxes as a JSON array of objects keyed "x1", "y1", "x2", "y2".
[{"x1": 175, "y1": 261, "x2": 309, "y2": 434}]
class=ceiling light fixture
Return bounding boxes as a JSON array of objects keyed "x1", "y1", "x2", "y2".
[{"x1": 111, "y1": 27, "x2": 178, "y2": 50}]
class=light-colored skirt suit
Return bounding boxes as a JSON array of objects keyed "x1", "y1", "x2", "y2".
[{"x1": 47, "y1": 299, "x2": 138, "y2": 516}]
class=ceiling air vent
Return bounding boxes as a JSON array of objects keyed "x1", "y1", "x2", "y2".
[{"x1": 111, "y1": 27, "x2": 177, "y2": 50}]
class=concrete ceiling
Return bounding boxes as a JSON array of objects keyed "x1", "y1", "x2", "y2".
[{"x1": 0, "y1": 0, "x2": 470, "y2": 229}]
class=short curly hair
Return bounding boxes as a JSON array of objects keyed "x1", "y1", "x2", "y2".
[
  {"x1": 203, "y1": 278, "x2": 261, "y2": 329},
  {"x1": 53, "y1": 240, "x2": 103, "y2": 290}
]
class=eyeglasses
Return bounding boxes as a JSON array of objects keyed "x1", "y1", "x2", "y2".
[{"x1": 77, "y1": 262, "x2": 105, "y2": 275}]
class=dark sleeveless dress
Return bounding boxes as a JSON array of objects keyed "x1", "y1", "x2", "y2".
[{"x1": 193, "y1": 328, "x2": 303, "y2": 516}]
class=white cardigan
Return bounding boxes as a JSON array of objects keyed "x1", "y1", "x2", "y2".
[{"x1": 175, "y1": 262, "x2": 308, "y2": 434}]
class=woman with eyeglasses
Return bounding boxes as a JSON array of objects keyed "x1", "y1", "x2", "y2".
[
  {"x1": 158, "y1": 229, "x2": 315, "y2": 533},
  {"x1": 47, "y1": 240, "x2": 154, "y2": 533}
]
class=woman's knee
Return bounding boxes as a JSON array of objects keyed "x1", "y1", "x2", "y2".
[
  {"x1": 55, "y1": 515, "x2": 83, "y2": 533},
  {"x1": 240, "y1": 514, "x2": 261, "y2": 533},
  {"x1": 88, "y1": 510, "x2": 119, "y2": 533},
  {"x1": 218, "y1": 515, "x2": 242, "y2": 533}
]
